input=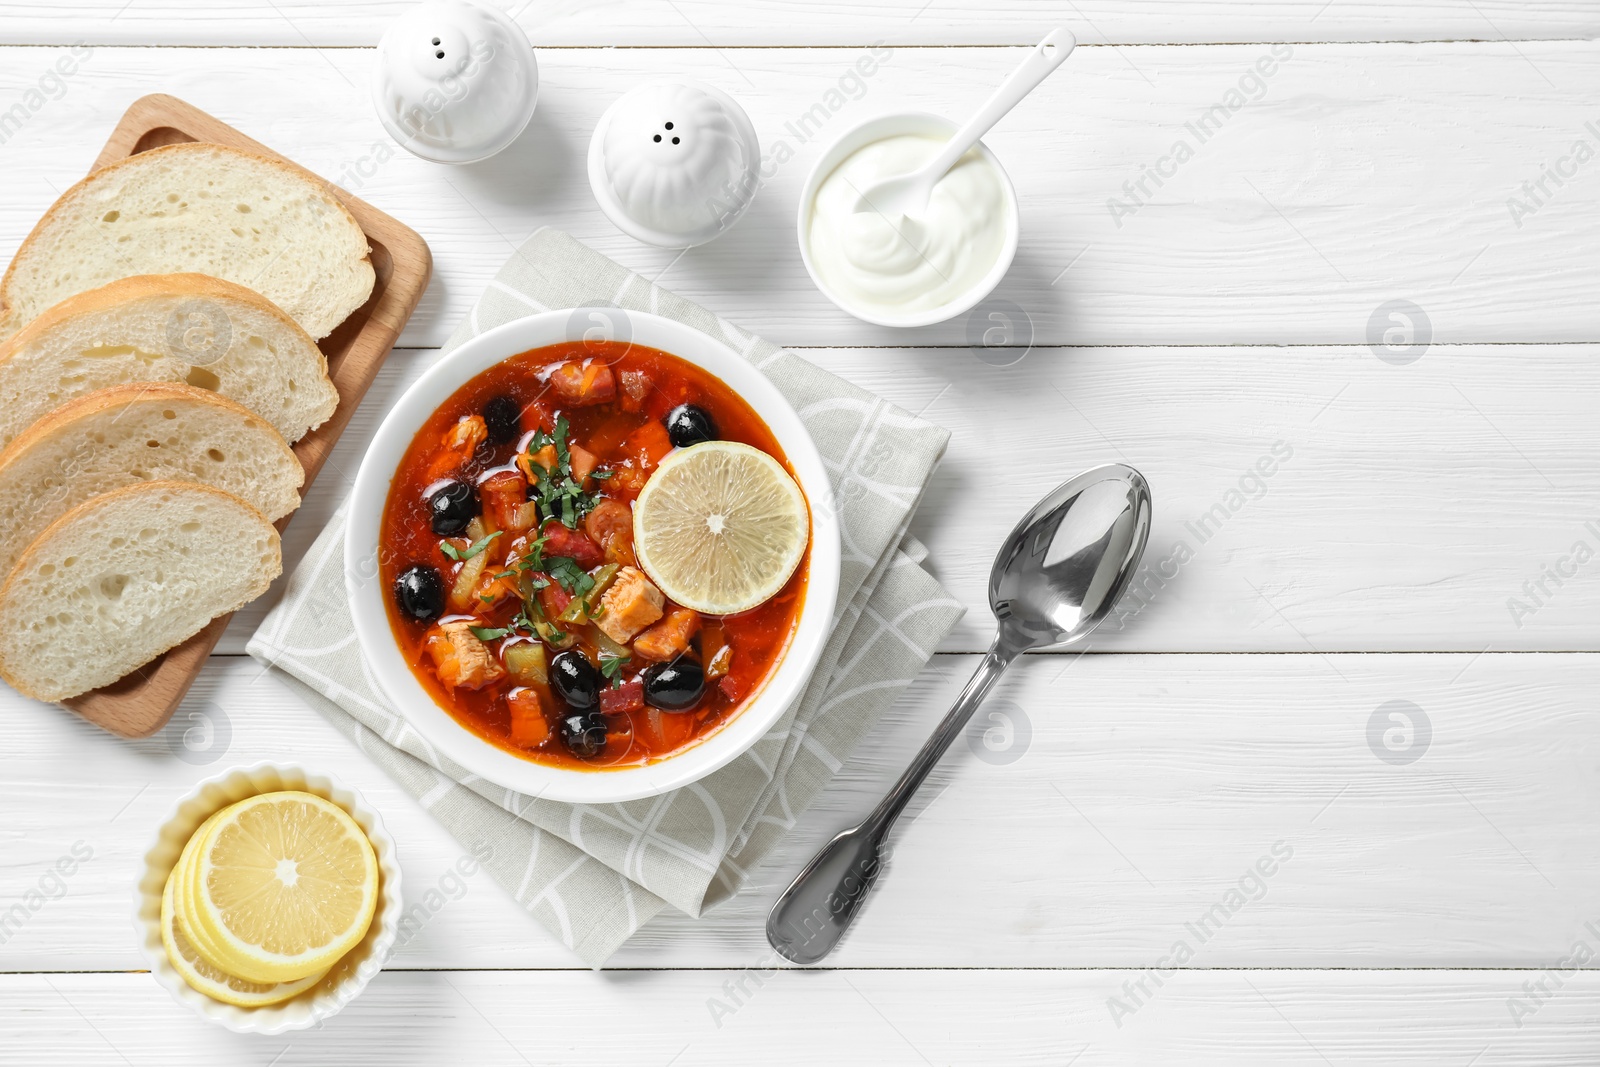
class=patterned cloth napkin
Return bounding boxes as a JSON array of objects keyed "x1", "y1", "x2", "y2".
[{"x1": 247, "y1": 229, "x2": 963, "y2": 965}]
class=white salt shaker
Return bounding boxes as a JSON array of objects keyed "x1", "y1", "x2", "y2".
[
  {"x1": 371, "y1": 0, "x2": 539, "y2": 164},
  {"x1": 588, "y1": 80, "x2": 761, "y2": 247}
]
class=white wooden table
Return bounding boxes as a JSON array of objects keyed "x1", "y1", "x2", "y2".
[{"x1": 3, "y1": 2, "x2": 1598, "y2": 1062}]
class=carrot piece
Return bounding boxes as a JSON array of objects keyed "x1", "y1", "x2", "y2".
[
  {"x1": 623, "y1": 420, "x2": 674, "y2": 471},
  {"x1": 632, "y1": 607, "x2": 700, "y2": 662},
  {"x1": 508, "y1": 688, "x2": 549, "y2": 748}
]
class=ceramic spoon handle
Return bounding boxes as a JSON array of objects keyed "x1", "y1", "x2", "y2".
[{"x1": 924, "y1": 27, "x2": 1076, "y2": 180}]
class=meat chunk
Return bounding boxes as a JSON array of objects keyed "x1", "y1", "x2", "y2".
[
  {"x1": 425, "y1": 621, "x2": 506, "y2": 690},
  {"x1": 517, "y1": 442, "x2": 559, "y2": 485},
  {"x1": 427, "y1": 414, "x2": 491, "y2": 479},
  {"x1": 594, "y1": 566, "x2": 664, "y2": 644},
  {"x1": 549, "y1": 360, "x2": 617, "y2": 406},
  {"x1": 632, "y1": 607, "x2": 700, "y2": 662},
  {"x1": 619, "y1": 369, "x2": 652, "y2": 412},
  {"x1": 446, "y1": 414, "x2": 488, "y2": 455},
  {"x1": 479, "y1": 469, "x2": 531, "y2": 533}
]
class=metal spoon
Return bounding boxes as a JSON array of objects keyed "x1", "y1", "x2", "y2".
[
  {"x1": 765, "y1": 463, "x2": 1153, "y2": 964},
  {"x1": 851, "y1": 26, "x2": 1076, "y2": 217}
]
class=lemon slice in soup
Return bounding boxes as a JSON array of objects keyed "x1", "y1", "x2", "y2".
[{"x1": 632, "y1": 440, "x2": 809, "y2": 615}]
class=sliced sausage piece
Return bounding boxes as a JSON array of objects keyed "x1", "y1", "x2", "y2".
[
  {"x1": 583, "y1": 498, "x2": 636, "y2": 566},
  {"x1": 540, "y1": 522, "x2": 605, "y2": 568}
]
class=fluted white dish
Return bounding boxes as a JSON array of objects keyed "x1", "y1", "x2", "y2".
[{"x1": 133, "y1": 763, "x2": 403, "y2": 1035}]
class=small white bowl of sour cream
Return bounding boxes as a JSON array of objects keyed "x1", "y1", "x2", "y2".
[{"x1": 798, "y1": 112, "x2": 1020, "y2": 329}]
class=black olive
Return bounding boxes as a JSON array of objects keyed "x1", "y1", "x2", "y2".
[
  {"x1": 559, "y1": 711, "x2": 608, "y2": 759},
  {"x1": 664, "y1": 403, "x2": 717, "y2": 448},
  {"x1": 483, "y1": 394, "x2": 521, "y2": 444},
  {"x1": 393, "y1": 564, "x2": 445, "y2": 622},
  {"x1": 428, "y1": 480, "x2": 479, "y2": 536},
  {"x1": 550, "y1": 650, "x2": 601, "y2": 711},
  {"x1": 642, "y1": 658, "x2": 706, "y2": 712}
]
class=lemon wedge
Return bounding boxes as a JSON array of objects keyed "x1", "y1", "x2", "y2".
[
  {"x1": 161, "y1": 872, "x2": 326, "y2": 1007},
  {"x1": 632, "y1": 440, "x2": 809, "y2": 614},
  {"x1": 189, "y1": 791, "x2": 378, "y2": 984}
]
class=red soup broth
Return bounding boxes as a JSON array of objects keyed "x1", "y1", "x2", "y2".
[{"x1": 379, "y1": 341, "x2": 809, "y2": 770}]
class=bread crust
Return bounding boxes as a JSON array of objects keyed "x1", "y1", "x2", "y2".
[
  {"x1": 0, "y1": 379, "x2": 294, "y2": 468},
  {"x1": 0, "y1": 479, "x2": 280, "y2": 702},
  {"x1": 0, "y1": 142, "x2": 372, "y2": 339},
  {"x1": 0, "y1": 272, "x2": 323, "y2": 367}
]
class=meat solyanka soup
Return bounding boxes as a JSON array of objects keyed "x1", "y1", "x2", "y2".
[{"x1": 380, "y1": 341, "x2": 810, "y2": 770}]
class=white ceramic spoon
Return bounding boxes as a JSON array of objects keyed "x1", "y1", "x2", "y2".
[{"x1": 851, "y1": 26, "x2": 1076, "y2": 217}]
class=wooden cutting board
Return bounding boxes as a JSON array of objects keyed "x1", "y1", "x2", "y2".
[{"x1": 52, "y1": 93, "x2": 432, "y2": 738}]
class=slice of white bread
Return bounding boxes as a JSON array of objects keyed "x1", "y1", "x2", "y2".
[
  {"x1": 0, "y1": 382, "x2": 304, "y2": 578},
  {"x1": 0, "y1": 273, "x2": 339, "y2": 450},
  {"x1": 0, "y1": 481, "x2": 281, "y2": 702},
  {"x1": 0, "y1": 142, "x2": 374, "y2": 342}
]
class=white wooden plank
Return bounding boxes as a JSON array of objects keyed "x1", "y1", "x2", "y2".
[
  {"x1": 3, "y1": 652, "x2": 1595, "y2": 971},
  {"x1": 202, "y1": 343, "x2": 1600, "y2": 656},
  {"x1": 3, "y1": 0, "x2": 1595, "y2": 46},
  {"x1": 0, "y1": 44, "x2": 1594, "y2": 348},
  {"x1": 3, "y1": 969, "x2": 1597, "y2": 1065}
]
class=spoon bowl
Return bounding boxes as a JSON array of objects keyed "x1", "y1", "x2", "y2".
[
  {"x1": 767, "y1": 463, "x2": 1152, "y2": 964},
  {"x1": 992, "y1": 465, "x2": 1152, "y2": 649}
]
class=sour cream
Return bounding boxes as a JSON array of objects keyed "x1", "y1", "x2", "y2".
[{"x1": 806, "y1": 134, "x2": 1009, "y2": 318}]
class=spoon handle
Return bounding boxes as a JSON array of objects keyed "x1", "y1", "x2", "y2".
[
  {"x1": 868, "y1": 640, "x2": 1018, "y2": 829},
  {"x1": 766, "y1": 640, "x2": 1019, "y2": 963},
  {"x1": 923, "y1": 27, "x2": 1076, "y2": 183}
]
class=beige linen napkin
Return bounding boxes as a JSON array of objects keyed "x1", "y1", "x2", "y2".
[{"x1": 248, "y1": 229, "x2": 963, "y2": 965}]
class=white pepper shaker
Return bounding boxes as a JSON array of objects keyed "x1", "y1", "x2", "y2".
[
  {"x1": 588, "y1": 80, "x2": 761, "y2": 247},
  {"x1": 371, "y1": 0, "x2": 539, "y2": 164}
]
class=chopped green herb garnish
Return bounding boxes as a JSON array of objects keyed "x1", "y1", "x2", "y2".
[
  {"x1": 599, "y1": 649, "x2": 630, "y2": 688},
  {"x1": 470, "y1": 625, "x2": 513, "y2": 641},
  {"x1": 547, "y1": 556, "x2": 594, "y2": 597},
  {"x1": 514, "y1": 534, "x2": 549, "y2": 573},
  {"x1": 441, "y1": 530, "x2": 500, "y2": 562},
  {"x1": 525, "y1": 415, "x2": 603, "y2": 529}
]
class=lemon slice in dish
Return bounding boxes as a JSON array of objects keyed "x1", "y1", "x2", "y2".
[
  {"x1": 160, "y1": 873, "x2": 326, "y2": 1007},
  {"x1": 189, "y1": 790, "x2": 379, "y2": 984},
  {"x1": 171, "y1": 808, "x2": 240, "y2": 973},
  {"x1": 632, "y1": 440, "x2": 809, "y2": 615}
]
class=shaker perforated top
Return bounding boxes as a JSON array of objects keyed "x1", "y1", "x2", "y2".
[{"x1": 588, "y1": 81, "x2": 761, "y2": 247}]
